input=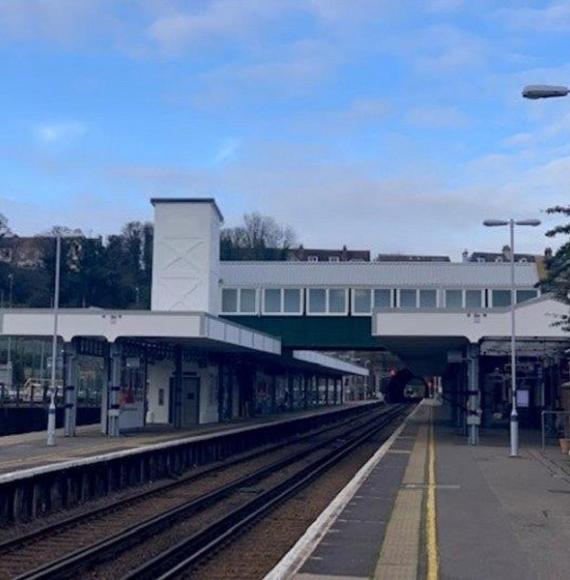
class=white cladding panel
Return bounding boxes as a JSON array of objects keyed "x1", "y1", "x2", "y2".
[
  {"x1": 152, "y1": 202, "x2": 221, "y2": 314},
  {"x1": 219, "y1": 261, "x2": 539, "y2": 288},
  {"x1": 372, "y1": 297, "x2": 569, "y2": 342}
]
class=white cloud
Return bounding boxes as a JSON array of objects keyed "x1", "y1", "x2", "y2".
[
  {"x1": 33, "y1": 122, "x2": 87, "y2": 144},
  {"x1": 498, "y1": 3, "x2": 570, "y2": 32},
  {"x1": 406, "y1": 106, "x2": 469, "y2": 128},
  {"x1": 413, "y1": 26, "x2": 487, "y2": 74},
  {"x1": 426, "y1": 0, "x2": 465, "y2": 12},
  {"x1": 147, "y1": 0, "x2": 293, "y2": 54},
  {"x1": 0, "y1": 0, "x2": 116, "y2": 44},
  {"x1": 213, "y1": 138, "x2": 240, "y2": 165},
  {"x1": 501, "y1": 132, "x2": 533, "y2": 148}
]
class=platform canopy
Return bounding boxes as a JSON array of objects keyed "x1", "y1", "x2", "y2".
[
  {"x1": 292, "y1": 350, "x2": 369, "y2": 377},
  {"x1": 0, "y1": 309, "x2": 281, "y2": 355},
  {"x1": 371, "y1": 295, "x2": 569, "y2": 374},
  {"x1": 0, "y1": 309, "x2": 369, "y2": 377}
]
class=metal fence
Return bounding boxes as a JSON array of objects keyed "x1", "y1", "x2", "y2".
[{"x1": 541, "y1": 410, "x2": 570, "y2": 450}]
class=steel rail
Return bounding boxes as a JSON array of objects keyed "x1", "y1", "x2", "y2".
[
  {"x1": 0, "y1": 404, "x2": 379, "y2": 556},
  {"x1": 124, "y1": 405, "x2": 408, "y2": 580},
  {"x1": 12, "y1": 405, "x2": 403, "y2": 580}
]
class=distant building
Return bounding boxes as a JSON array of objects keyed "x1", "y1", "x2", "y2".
[
  {"x1": 0, "y1": 235, "x2": 99, "y2": 272},
  {"x1": 288, "y1": 245, "x2": 370, "y2": 262},
  {"x1": 463, "y1": 245, "x2": 537, "y2": 264},
  {"x1": 375, "y1": 254, "x2": 450, "y2": 263}
]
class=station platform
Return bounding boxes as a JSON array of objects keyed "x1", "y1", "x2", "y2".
[
  {"x1": 0, "y1": 401, "x2": 377, "y2": 481},
  {"x1": 269, "y1": 399, "x2": 570, "y2": 580}
]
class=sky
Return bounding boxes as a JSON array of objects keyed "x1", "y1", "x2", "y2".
[{"x1": 1, "y1": 0, "x2": 570, "y2": 258}]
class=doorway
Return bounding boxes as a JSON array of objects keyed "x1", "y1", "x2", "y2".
[{"x1": 181, "y1": 375, "x2": 200, "y2": 427}]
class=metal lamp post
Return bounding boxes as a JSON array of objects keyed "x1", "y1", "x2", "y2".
[
  {"x1": 47, "y1": 233, "x2": 62, "y2": 447},
  {"x1": 7, "y1": 273, "x2": 13, "y2": 388},
  {"x1": 483, "y1": 218, "x2": 541, "y2": 457}
]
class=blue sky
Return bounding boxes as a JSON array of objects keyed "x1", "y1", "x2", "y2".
[{"x1": 1, "y1": 0, "x2": 570, "y2": 257}]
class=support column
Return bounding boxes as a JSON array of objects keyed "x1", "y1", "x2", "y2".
[
  {"x1": 467, "y1": 344, "x2": 481, "y2": 445},
  {"x1": 334, "y1": 378, "x2": 339, "y2": 405},
  {"x1": 270, "y1": 373, "x2": 277, "y2": 414},
  {"x1": 340, "y1": 377, "x2": 344, "y2": 405},
  {"x1": 173, "y1": 346, "x2": 183, "y2": 428},
  {"x1": 108, "y1": 342, "x2": 122, "y2": 437},
  {"x1": 217, "y1": 360, "x2": 225, "y2": 423},
  {"x1": 325, "y1": 377, "x2": 330, "y2": 406},
  {"x1": 288, "y1": 374, "x2": 294, "y2": 411},
  {"x1": 63, "y1": 340, "x2": 78, "y2": 437},
  {"x1": 304, "y1": 374, "x2": 309, "y2": 410}
]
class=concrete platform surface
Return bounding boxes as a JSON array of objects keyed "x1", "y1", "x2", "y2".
[
  {"x1": 0, "y1": 402, "x2": 376, "y2": 480},
  {"x1": 269, "y1": 400, "x2": 570, "y2": 580}
]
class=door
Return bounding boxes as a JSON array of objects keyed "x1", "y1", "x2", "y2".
[{"x1": 181, "y1": 376, "x2": 200, "y2": 427}]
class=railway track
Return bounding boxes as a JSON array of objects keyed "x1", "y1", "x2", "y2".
[{"x1": 0, "y1": 404, "x2": 408, "y2": 580}]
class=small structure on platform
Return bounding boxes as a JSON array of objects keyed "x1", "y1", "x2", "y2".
[{"x1": 0, "y1": 199, "x2": 368, "y2": 438}]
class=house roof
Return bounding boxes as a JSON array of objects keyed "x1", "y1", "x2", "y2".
[{"x1": 219, "y1": 261, "x2": 540, "y2": 288}]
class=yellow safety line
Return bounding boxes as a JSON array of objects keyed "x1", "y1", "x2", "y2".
[{"x1": 426, "y1": 407, "x2": 439, "y2": 580}]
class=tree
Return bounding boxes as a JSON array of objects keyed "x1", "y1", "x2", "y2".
[
  {"x1": 0, "y1": 213, "x2": 11, "y2": 238},
  {"x1": 545, "y1": 205, "x2": 570, "y2": 330},
  {"x1": 221, "y1": 212, "x2": 297, "y2": 260}
]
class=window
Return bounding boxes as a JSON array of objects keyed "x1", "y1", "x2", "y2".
[
  {"x1": 240, "y1": 289, "x2": 256, "y2": 313},
  {"x1": 221, "y1": 288, "x2": 257, "y2": 314},
  {"x1": 262, "y1": 288, "x2": 302, "y2": 314},
  {"x1": 353, "y1": 289, "x2": 372, "y2": 314},
  {"x1": 465, "y1": 290, "x2": 483, "y2": 308},
  {"x1": 517, "y1": 289, "x2": 538, "y2": 304},
  {"x1": 495, "y1": 257, "x2": 503, "y2": 263},
  {"x1": 328, "y1": 256, "x2": 340, "y2": 262},
  {"x1": 419, "y1": 289, "x2": 437, "y2": 308},
  {"x1": 222, "y1": 288, "x2": 238, "y2": 313},
  {"x1": 308, "y1": 255, "x2": 318, "y2": 262},
  {"x1": 284, "y1": 289, "x2": 301, "y2": 313},
  {"x1": 308, "y1": 288, "x2": 326, "y2": 313},
  {"x1": 0, "y1": 248, "x2": 12, "y2": 262},
  {"x1": 329, "y1": 289, "x2": 346, "y2": 313},
  {"x1": 264, "y1": 289, "x2": 281, "y2": 313},
  {"x1": 400, "y1": 289, "x2": 417, "y2": 309},
  {"x1": 374, "y1": 289, "x2": 392, "y2": 308},
  {"x1": 445, "y1": 289, "x2": 462, "y2": 308},
  {"x1": 307, "y1": 288, "x2": 348, "y2": 315},
  {"x1": 492, "y1": 289, "x2": 511, "y2": 307}
]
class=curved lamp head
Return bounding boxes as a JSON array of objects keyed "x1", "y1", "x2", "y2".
[
  {"x1": 515, "y1": 219, "x2": 541, "y2": 227},
  {"x1": 483, "y1": 219, "x2": 509, "y2": 227},
  {"x1": 522, "y1": 85, "x2": 569, "y2": 99}
]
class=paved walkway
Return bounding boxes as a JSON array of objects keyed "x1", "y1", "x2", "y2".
[
  {"x1": 0, "y1": 402, "x2": 374, "y2": 477},
  {"x1": 436, "y1": 407, "x2": 570, "y2": 580},
  {"x1": 271, "y1": 400, "x2": 570, "y2": 580}
]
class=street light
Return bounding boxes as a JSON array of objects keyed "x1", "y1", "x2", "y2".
[
  {"x1": 522, "y1": 85, "x2": 569, "y2": 99},
  {"x1": 47, "y1": 232, "x2": 63, "y2": 446},
  {"x1": 483, "y1": 218, "x2": 541, "y2": 457},
  {"x1": 6, "y1": 274, "x2": 13, "y2": 384}
]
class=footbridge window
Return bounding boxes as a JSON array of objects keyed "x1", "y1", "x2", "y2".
[
  {"x1": 465, "y1": 290, "x2": 483, "y2": 308},
  {"x1": 307, "y1": 288, "x2": 348, "y2": 315},
  {"x1": 221, "y1": 288, "x2": 258, "y2": 314},
  {"x1": 444, "y1": 289, "x2": 484, "y2": 309},
  {"x1": 352, "y1": 288, "x2": 393, "y2": 315},
  {"x1": 491, "y1": 289, "x2": 511, "y2": 308},
  {"x1": 445, "y1": 289, "x2": 462, "y2": 308},
  {"x1": 517, "y1": 289, "x2": 539, "y2": 303},
  {"x1": 262, "y1": 288, "x2": 303, "y2": 315},
  {"x1": 398, "y1": 288, "x2": 437, "y2": 309}
]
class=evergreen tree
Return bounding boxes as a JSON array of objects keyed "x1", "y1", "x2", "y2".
[{"x1": 545, "y1": 205, "x2": 570, "y2": 331}]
